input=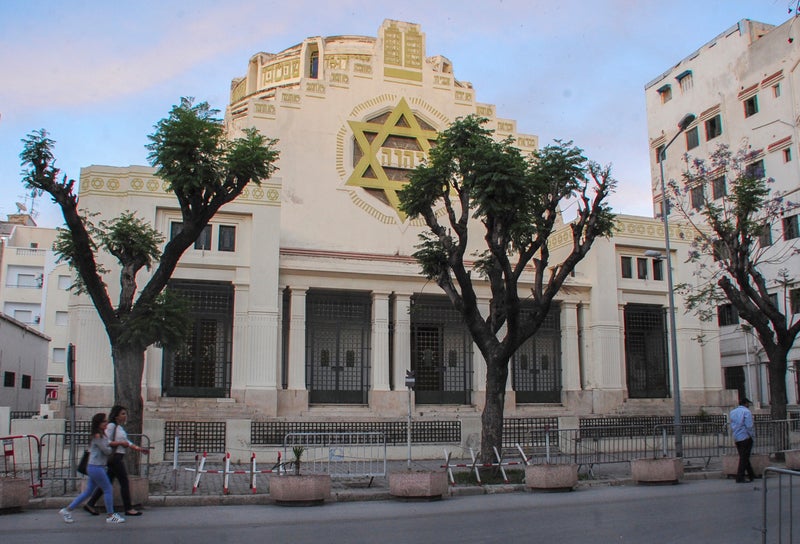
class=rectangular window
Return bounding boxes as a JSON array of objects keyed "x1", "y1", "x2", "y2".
[
  {"x1": 712, "y1": 176, "x2": 726, "y2": 200},
  {"x1": 653, "y1": 259, "x2": 664, "y2": 281},
  {"x1": 784, "y1": 148, "x2": 792, "y2": 163},
  {"x1": 769, "y1": 293, "x2": 779, "y2": 311},
  {"x1": 784, "y1": 214, "x2": 800, "y2": 240},
  {"x1": 746, "y1": 159, "x2": 765, "y2": 179},
  {"x1": 705, "y1": 115, "x2": 722, "y2": 140},
  {"x1": 773, "y1": 83, "x2": 781, "y2": 98},
  {"x1": 690, "y1": 185, "x2": 704, "y2": 210},
  {"x1": 717, "y1": 303, "x2": 739, "y2": 326},
  {"x1": 790, "y1": 288, "x2": 800, "y2": 315},
  {"x1": 218, "y1": 225, "x2": 236, "y2": 252},
  {"x1": 686, "y1": 127, "x2": 699, "y2": 150},
  {"x1": 52, "y1": 348, "x2": 66, "y2": 364},
  {"x1": 636, "y1": 258, "x2": 648, "y2": 280},
  {"x1": 21, "y1": 375, "x2": 31, "y2": 389},
  {"x1": 194, "y1": 225, "x2": 212, "y2": 250},
  {"x1": 170, "y1": 222, "x2": 183, "y2": 241},
  {"x1": 655, "y1": 144, "x2": 665, "y2": 164},
  {"x1": 744, "y1": 95, "x2": 759, "y2": 117},
  {"x1": 758, "y1": 224, "x2": 773, "y2": 247},
  {"x1": 657, "y1": 84, "x2": 672, "y2": 104},
  {"x1": 13, "y1": 310, "x2": 33, "y2": 323},
  {"x1": 3, "y1": 372, "x2": 15, "y2": 387},
  {"x1": 677, "y1": 71, "x2": 693, "y2": 93},
  {"x1": 17, "y1": 273, "x2": 37, "y2": 288},
  {"x1": 55, "y1": 311, "x2": 68, "y2": 326},
  {"x1": 621, "y1": 256, "x2": 633, "y2": 279},
  {"x1": 57, "y1": 275, "x2": 71, "y2": 290}
]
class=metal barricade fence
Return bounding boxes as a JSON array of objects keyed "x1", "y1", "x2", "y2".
[
  {"x1": 282, "y1": 432, "x2": 387, "y2": 478},
  {"x1": 1, "y1": 434, "x2": 42, "y2": 497},
  {"x1": 653, "y1": 423, "x2": 727, "y2": 465},
  {"x1": 761, "y1": 467, "x2": 800, "y2": 544},
  {"x1": 522, "y1": 426, "x2": 654, "y2": 468},
  {"x1": 39, "y1": 432, "x2": 151, "y2": 494}
]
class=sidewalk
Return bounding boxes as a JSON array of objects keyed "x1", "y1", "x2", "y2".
[{"x1": 24, "y1": 457, "x2": 725, "y2": 510}]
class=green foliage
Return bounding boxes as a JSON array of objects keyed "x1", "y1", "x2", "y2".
[
  {"x1": 146, "y1": 98, "x2": 279, "y2": 207},
  {"x1": 116, "y1": 288, "x2": 192, "y2": 350},
  {"x1": 97, "y1": 212, "x2": 164, "y2": 269},
  {"x1": 397, "y1": 115, "x2": 615, "y2": 460}
]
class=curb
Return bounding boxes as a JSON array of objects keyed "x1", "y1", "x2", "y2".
[{"x1": 21, "y1": 471, "x2": 726, "y2": 510}]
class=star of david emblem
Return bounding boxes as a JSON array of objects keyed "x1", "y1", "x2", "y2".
[{"x1": 346, "y1": 98, "x2": 439, "y2": 221}]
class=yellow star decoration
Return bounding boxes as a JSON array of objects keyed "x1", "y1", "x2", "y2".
[{"x1": 346, "y1": 98, "x2": 439, "y2": 221}]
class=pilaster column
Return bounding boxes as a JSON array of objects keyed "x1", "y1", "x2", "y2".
[
  {"x1": 371, "y1": 291, "x2": 391, "y2": 391},
  {"x1": 288, "y1": 288, "x2": 308, "y2": 390},
  {"x1": 560, "y1": 302, "x2": 580, "y2": 391},
  {"x1": 392, "y1": 293, "x2": 412, "y2": 390}
]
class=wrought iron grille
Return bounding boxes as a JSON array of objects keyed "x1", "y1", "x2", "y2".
[
  {"x1": 624, "y1": 303, "x2": 669, "y2": 398},
  {"x1": 64, "y1": 420, "x2": 91, "y2": 446},
  {"x1": 410, "y1": 295, "x2": 472, "y2": 404},
  {"x1": 164, "y1": 421, "x2": 226, "y2": 454},
  {"x1": 579, "y1": 416, "x2": 726, "y2": 437},
  {"x1": 512, "y1": 304, "x2": 562, "y2": 403},
  {"x1": 306, "y1": 290, "x2": 371, "y2": 404},
  {"x1": 162, "y1": 280, "x2": 233, "y2": 398},
  {"x1": 10, "y1": 411, "x2": 38, "y2": 419},
  {"x1": 251, "y1": 420, "x2": 461, "y2": 445},
  {"x1": 503, "y1": 417, "x2": 559, "y2": 447}
]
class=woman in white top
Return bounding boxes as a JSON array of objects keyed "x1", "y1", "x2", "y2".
[
  {"x1": 59, "y1": 412, "x2": 127, "y2": 524},
  {"x1": 85, "y1": 405, "x2": 148, "y2": 516}
]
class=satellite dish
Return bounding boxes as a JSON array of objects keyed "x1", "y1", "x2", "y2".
[{"x1": 15, "y1": 202, "x2": 27, "y2": 212}]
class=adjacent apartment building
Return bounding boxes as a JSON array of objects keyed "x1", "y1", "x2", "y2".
[
  {"x1": 0, "y1": 212, "x2": 70, "y2": 404},
  {"x1": 65, "y1": 21, "x2": 730, "y2": 451},
  {"x1": 645, "y1": 18, "x2": 800, "y2": 409}
]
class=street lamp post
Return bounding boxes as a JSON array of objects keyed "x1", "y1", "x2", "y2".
[{"x1": 650, "y1": 112, "x2": 695, "y2": 459}]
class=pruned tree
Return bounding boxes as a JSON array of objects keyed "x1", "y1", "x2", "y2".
[
  {"x1": 398, "y1": 116, "x2": 616, "y2": 460},
  {"x1": 19, "y1": 98, "x2": 279, "y2": 439},
  {"x1": 672, "y1": 144, "x2": 800, "y2": 420}
]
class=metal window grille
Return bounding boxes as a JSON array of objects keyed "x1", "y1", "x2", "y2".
[
  {"x1": 624, "y1": 304, "x2": 669, "y2": 398},
  {"x1": 162, "y1": 280, "x2": 233, "y2": 398},
  {"x1": 579, "y1": 416, "x2": 726, "y2": 437},
  {"x1": 164, "y1": 421, "x2": 226, "y2": 454},
  {"x1": 410, "y1": 296, "x2": 473, "y2": 404},
  {"x1": 306, "y1": 290, "x2": 371, "y2": 404},
  {"x1": 512, "y1": 305, "x2": 561, "y2": 403},
  {"x1": 251, "y1": 420, "x2": 460, "y2": 446},
  {"x1": 503, "y1": 417, "x2": 559, "y2": 447}
]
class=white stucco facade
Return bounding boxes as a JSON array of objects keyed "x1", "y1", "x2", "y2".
[
  {"x1": 645, "y1": 18, "x2": 800, "y2": 410},
  {"x1": 67, "y1": 20, "x2": 730, "y2": 429}
]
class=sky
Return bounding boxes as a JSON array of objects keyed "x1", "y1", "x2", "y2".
[{"x1": 0, "y1": 0, "x2": 795, "y2": 228}]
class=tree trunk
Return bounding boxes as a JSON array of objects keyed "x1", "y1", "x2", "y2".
[
  {"x1": 481, "y1": 356, "x2": 509, "y2": 463},
  {"x1": 111, "y1": 342, "x2": 146, "y2": 472},
  {"x1": 765, "y1": 347, "x2": 788, "y2": 421}
]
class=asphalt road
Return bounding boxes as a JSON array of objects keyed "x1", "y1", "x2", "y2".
[{"x1": 0, "y1": 479, "x2": 786, "y2": 544}]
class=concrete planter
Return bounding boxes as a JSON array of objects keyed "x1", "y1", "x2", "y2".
[
  {"x1": 524, "y1": 464, "x2": 578, "y2": 492},
  {"x1": 784, "y1": 450, "x2": 800, "y2": 471},
  {"x1": 269, "y1": 474, "x2": 331, "y2": 505},
  {"x1": 389, "y1": 470, "x2": 448, "y2": 500},
  {"x1": 0, "y1": 477, "x2": 30, "y2": 511},
  {"x1": 631, "y1": 457, "x2": 683, "y2": 484},
  {"x1": 722, "y1": 453, "x2": 770, "y2": 478}
]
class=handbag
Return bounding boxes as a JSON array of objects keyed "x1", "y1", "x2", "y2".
[{"x1": 77, "y1": 449, "x2": 89, "y2": 475}]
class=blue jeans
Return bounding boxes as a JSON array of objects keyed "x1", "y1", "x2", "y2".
[{"x1": 68, "y1": 464, "x2": 114, "y2": 514}]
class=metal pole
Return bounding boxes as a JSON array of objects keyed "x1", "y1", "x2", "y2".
[
  {"x1": 407, "y1": 386, "x2": 412, "y2": 469},
  {"x1": 659, "y1": 137, "x2": 684, "y2": 458}
]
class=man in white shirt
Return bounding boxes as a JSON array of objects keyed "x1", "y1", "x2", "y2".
[{"x1": 729, "y1": 397, "x2": 756, "y2": 483}]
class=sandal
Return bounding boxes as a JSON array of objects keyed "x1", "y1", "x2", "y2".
[
  {"x1": 83, "y1": 504, "x2": 99, "y2": 516},
  {"x1": 125, "y1": 510, "x2": 143, "y2": 516}
]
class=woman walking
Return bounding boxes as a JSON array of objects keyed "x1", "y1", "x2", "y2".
[
  {"x1": 84, "y1": 405, "x2": 148, "y2": 517},
  {"x1": 59, "y1": 412, "x2": 127, "y2": 524}
]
